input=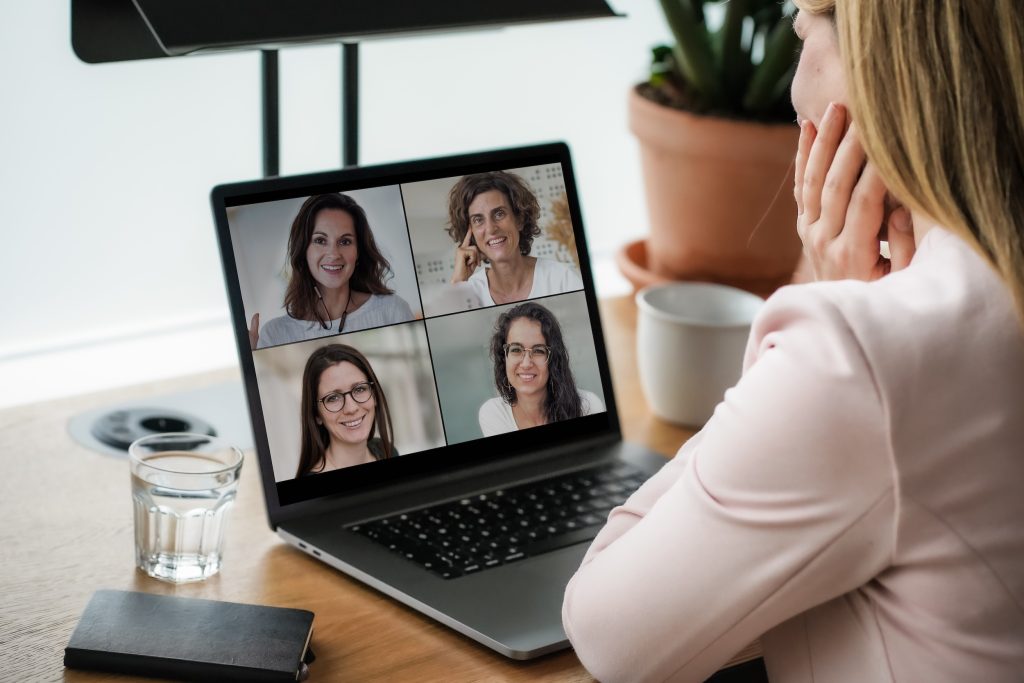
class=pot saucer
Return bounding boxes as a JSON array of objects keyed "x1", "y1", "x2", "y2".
[
  {"x1": 615, "y1": 238, "x2": 671, "y2": 292},
  {"x1": 616, "y1": 237, "x2": 805, "y2": 297}
]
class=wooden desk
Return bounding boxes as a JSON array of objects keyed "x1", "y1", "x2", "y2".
[{"x1": 0, "y1": 296, "x2": 758, "y2": 681}]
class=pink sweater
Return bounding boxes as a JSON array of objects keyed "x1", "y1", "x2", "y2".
[{"x1": 563, "y1": 228, "x2": 1024, "y2": 682}]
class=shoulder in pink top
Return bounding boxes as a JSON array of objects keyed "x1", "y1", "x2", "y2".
[{"x1": 562, "y1": 229, "x2": 1024, "y2": 682}]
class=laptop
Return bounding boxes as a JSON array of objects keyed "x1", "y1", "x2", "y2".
[{"x1": 210, "y1": 142, "x2": 668, "y2": 659}]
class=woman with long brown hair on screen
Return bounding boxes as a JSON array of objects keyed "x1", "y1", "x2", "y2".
[
  {"x1": 295, "y1": 344, "x2": 396, "y2": 477},
  {"x1": 250, "y1": 193, "x2": 413, "y2": 349}
]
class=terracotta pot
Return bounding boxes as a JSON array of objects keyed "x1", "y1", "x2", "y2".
[{"x1": 628, "y1": 87, "x2": 801, "y2": 298}]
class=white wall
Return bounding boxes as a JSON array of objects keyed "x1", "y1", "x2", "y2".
[{"x1": 0, "y1": 1, "x2": 672, "y2": 408}]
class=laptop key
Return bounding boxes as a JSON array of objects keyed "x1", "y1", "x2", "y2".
[
  {"x1": 408, "y1": 550, "x2": 446, "y2": 571},
  {"x1": 521, "y1": 524, "x2": 605, "y2": 558}
]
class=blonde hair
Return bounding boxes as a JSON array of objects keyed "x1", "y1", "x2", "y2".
[{"x1": 796, "y1": 0, "x2": 1024, "y2": 321}]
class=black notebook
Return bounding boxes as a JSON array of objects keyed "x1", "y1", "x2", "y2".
[{"x1": 64, "y1": 590, "x2": 315, "y2": 682}]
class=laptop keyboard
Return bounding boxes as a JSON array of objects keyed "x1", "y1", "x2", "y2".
[{"x1": 348, "y1": 463, "x2": 647, "y2": 579}]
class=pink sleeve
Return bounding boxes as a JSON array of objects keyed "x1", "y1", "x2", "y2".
[{"x1": 562, "y1": 287, "x2": 897, "y2": 683}]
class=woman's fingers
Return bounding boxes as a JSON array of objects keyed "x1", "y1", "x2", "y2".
[
  {"x1": 249, "y1": 313, "x2": 260, "y2": 350},
  {"x1": 800, "y1": 102, "x2": 847, "y2": 222},
  {"x1": 798, "y1": 112, "x2": 892, "y2": 281},
  {"x1": 794, "y1": 121, "x2": 815, "y2": 216},
  {"x1": 837, "y1": 159, "x2": 887, "y2": 251},
  {"x1": 886, "y1": 206, "x2": 916, "y2": 271},
  {"x1": 794, "y1": 102, "x2": 917, "y2": 282},
  {"x1": 451, "y1": 231, "x2": 481, "y2": 283},
  {"x1": 818, "y1": 123, "x2": 868, "y2": 243}
]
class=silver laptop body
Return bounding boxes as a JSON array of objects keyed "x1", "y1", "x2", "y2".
[{"x1": 211, "y1": 142, "x2": 666, "y2": 658}]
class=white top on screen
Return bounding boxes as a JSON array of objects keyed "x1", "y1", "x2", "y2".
[
  {"x1": 467, "y1": 257, "x2": 583, "y2": 307},
  {"x1": 257, "y1": 293, "x2": 415, "y2": 348},
  {"x1": 478, "y1": 390, "x2": 605, "y2": 437}
]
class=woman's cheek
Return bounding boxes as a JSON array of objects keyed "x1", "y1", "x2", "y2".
[{"x1": 791, "y1": 60, "x2": 818, "y2": 126}]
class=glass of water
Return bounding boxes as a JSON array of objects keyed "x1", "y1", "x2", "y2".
[{"x1": 129, "y1": 433, "x2": 243, "y2": 583}]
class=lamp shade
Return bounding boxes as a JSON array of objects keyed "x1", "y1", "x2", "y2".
[{"x1": 72, "y1": 0, "x2": 620, "y2": 63}]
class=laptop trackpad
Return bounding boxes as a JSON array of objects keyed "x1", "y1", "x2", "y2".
[{"x1": 427, "y1": 543, "x2": 587, "y2": 658}]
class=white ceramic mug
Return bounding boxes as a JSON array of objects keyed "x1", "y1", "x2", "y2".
[{"x1": 636, "y1": 282, "x2": 764, "y2": 427}]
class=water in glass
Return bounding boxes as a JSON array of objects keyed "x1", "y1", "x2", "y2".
[{"x1": 130, "y1": 437, "x2": 242, "y2": 583}]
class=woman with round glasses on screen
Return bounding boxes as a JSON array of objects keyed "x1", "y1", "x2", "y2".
[
  {"x1": 478, "y1": 302, "x2": 603, "y2": 437},
  {"x1": 295, "y1": 344, "x2": 396, "y2": 477},
  {"x1": 250, "y1": 193, "x2": 414, "y2": 349}
]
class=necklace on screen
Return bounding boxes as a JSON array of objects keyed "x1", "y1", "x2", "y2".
[{"x1": 315, "y1": 286, "x2": 350, "y2": 333}]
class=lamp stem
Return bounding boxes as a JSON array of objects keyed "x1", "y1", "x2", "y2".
[
  {"x1": 261, "y1": 49, "x2": 280, "y2": 178},
  {"x1": 342, "y1": 42, "x2": 359, "y2": 168}
]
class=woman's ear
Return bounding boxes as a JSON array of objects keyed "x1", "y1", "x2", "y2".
[{"x1": 315, "y1": 416, "x2": 322, "y2": 425}]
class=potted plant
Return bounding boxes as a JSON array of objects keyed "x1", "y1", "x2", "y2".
[{"x1": 619, "y1": 0, "x2": 802, "y2": 297}]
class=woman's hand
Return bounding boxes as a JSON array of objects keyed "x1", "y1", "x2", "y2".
[
  {"x1": 248, "y1": 313, "x2": 260, "y2": 350},
  {"x1": 451, "y1": 229, "x2": 481, "y2": 283},
  {"x1": 795, "y1": 103, "x2": 916, "y2": 281}
]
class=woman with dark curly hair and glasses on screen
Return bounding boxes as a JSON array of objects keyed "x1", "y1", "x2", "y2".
[
  {"x1": 478, "y1": 302, "x2": 603, "y2": 437},
  {"x1": 250, "y1": 193, "x2": 414, "y2": 349},
  {"x1": 447, "y1": 171, "x2": 583, "y2": 309},
  {"x1": 295, "y1": 344, "x2": 396, "y2": 477}
]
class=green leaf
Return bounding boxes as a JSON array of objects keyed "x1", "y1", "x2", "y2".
[
  {"x1": 649, "y1": 44, "x2": 674, "y2": 87},
  {"x1": 720, "y1": 0, "x2": 750, "y2": 108},
  {"x1": 743, "y1": 17, "x2": 799, "y2": 111},
  {"x1": 687, "y1": 0, "x2": 706, "y2": 25},
  {"x1": 651, "y1": 44, "x2": 674, "y2": 62},
  {"x1": 752, "y1": 3, "x2": 783, "y2": 32},
  {"x1": 764, "y1": 61, "x2": 797, "y2": 110},
  {"x1": 658, "y1": 0, "x2": 720, "y2": 105}
]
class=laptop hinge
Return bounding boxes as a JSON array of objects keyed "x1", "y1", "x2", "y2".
[{"x1": 277, "y1": 432, "x2": 621, "y2": 525}]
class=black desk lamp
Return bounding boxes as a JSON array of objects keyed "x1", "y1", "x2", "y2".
[
  {"x1": 71, "y1": 0, "x2": 620, "y2": 176},
  {"x1": 67, "y1": 0, "x2": 621, "y2": 454}
]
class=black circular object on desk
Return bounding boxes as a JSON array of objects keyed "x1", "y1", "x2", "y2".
[{"x1": 90, "y1": 408, "x2": 216, "y2": 450}]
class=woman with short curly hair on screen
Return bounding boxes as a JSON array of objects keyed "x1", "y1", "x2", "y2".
[
  {"x1": 446, "y1": 171, "x2": 583, "y2": 308},
  {"x1": 562, "y1": 2, "x2": 1024, "y2": 681}
]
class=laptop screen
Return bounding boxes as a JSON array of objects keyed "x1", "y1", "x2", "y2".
[{"x1": 212, "y1": 144, "x2": 619, "y2": 508}]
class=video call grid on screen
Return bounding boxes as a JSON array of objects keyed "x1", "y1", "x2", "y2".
[{"x1": 220, "y1": 153, "x2": 616, "y2": 506}]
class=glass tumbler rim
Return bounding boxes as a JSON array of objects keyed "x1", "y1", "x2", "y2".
[{"x1": 128, "y1": 432, "x2": 243, "y2": 476}]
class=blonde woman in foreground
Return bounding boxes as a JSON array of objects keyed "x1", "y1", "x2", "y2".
[{"x1": 562, "y1": 2, "x2": 1024, "y2": 681}]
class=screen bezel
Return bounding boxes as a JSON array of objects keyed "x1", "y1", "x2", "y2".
[{"x1": 211, "y1": 142, "x2": 621, "y2": 526}]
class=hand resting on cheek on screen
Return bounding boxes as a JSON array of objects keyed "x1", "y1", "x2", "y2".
[{"x1": 794, "y1": 104, "x2": 917, "y2": 282}]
